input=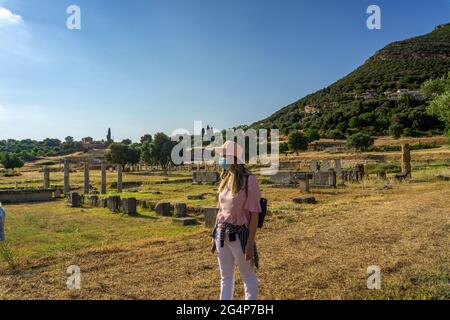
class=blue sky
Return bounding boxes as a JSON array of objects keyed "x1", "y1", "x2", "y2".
[{"x1": 0, "y1": 0, "x2": 449, "y2": 141}]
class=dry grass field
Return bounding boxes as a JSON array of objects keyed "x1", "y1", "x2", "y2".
[{"x1": 0, "y1": 142, "x2": 449, "y2": 300}]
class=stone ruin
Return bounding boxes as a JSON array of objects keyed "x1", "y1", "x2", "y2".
[
  {"x1": 203, "y1": 207, "x2": 218, "y2": 228},
  {"x1": 0, "y1": 164, "x2": 60, "y2": 203},
  {"x1": 310, "y1": 160, "x2": 342, "y2": 174},
  {"x1": 0, "y1": 158, "x2": 127, "y2": 204},
  {"x1": 155, "y1": 202, "x2": 172, "y2": 216},
  {"x1": 270, "y1": 170, "x2": 337, "y2": 190},
  {"x1": 107, "y1": 196, "x2": 121, "y2": 212},
  {"x1": 293, "y1": 196, "x2": 317, "y2": 204},
  {"x1": 0, "y1": 189, "x2": 54, "y2": 204},
  {"x1": 122, "y1": 198, "x2": 137, "y2": 215},
  {"x1": 396, "y1": 144, "x2": 412, "y2": 181},
  {"x1": 341, "y1": 164, "x2": 365, "y2": 182},
  {"x1": 62, "y1": 159, "x2": 124, "y2": 196},
  {"x1": 269, "y1": 159, "x2": 370, "y2": 190},
  {"x1": 174, "y1": 203, "x2": 187, "y2": 218},
  {"x1": 68, "y1": 192, "x2": 82, "y2": 207},
  {"x1": 192, "y1": 171, "x2": 220, "y2": 184}
]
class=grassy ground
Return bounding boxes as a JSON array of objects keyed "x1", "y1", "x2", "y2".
[
  {"x1": 0, "y1": 178, "x2": 448, "y2": 300},
  {"x1": 0, "y1": 143, "x2": 449, "y2": 300},
  {"x1": 0, "y1": 202, "x2": 202, "y2": 266}
]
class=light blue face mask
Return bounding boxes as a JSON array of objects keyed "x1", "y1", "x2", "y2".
[{"x1": 218, "y1": 158, "x2": 230, "y2": 170}]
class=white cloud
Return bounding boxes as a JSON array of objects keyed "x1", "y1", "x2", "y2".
[
  {"x1": 0, "y1": 6, "x2": 43, "y2": 62},
  {"x1": 0, "y1": 6, "x2": 23, "y2": 27}
]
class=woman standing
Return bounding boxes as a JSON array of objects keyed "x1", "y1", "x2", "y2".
[
  {"x1": 0, "y1": 202, "x2": 5, "y2": 242},
  {"x1": 211, "y1": 141, "x2": 262, "y2": 300}
]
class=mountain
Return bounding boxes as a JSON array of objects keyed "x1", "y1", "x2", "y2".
[{"x1": 250, "y1": 23, "x2": 450, "y2": 138}]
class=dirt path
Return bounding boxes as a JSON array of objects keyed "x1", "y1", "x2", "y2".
[{"x1": 0, "y1": 182, "x2": 449, "y2": 300}]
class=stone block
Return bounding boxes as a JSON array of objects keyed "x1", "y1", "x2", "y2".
[
  {"x1": 108, "y1": 196, "x2": 121, "y2": 212},
  {"x1": 293, "y1": 196, "x2": 317, "y2": 204},
  {"x1": 204, "y1": 207, "x2": 218, "y2": 228},
  {"x1": 172, "y1": 217, "x2": 198, "y2": 226},
  {"x1": 122, "y1": 198, "x2": 137, "y2": 215},
  {"x1": 155, "y1": 202, "x2": 172, "y2": 216},
  {"x1": 298, "y1": 178, "x2": 310, "y2": 193},
  {"x1": 187, "y1": 194, "x2": 205, "y2": 200},
  {"x1": 174, "y1": 203, "x2": 187, "y2": 218},
  {"x1": 436, "y1": 174, "x2": 450, "y2": 181},
  {"x1": 68, "y1": 192, "x2": 81, "y2": 207},
  {"x1": 192, "y1": 172, "x2": 220, "y2": 184},
  {"x1": 269, "y1": 172, "x2": 296, "y2": 185},
  {"x1": 89, "y1": 195, "x2": 99, "y2": 207}
]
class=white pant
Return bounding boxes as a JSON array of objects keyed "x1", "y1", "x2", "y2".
[{"x1": 216, "y1": 230, "x2": 258, "y2": 300}]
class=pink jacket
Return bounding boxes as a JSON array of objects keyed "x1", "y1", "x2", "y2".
[{"x1": 216, "y1": 175, "x2": 262, "y2": 229}]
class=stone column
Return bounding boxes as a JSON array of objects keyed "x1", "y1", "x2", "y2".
[
  {"x1": 43, "y1": 166, "x2": 50, "y2": 189},
  {"x1": 310, "y1": 160, "x2": 318, "y2": 173},
  {"x1": 401, "y1": 144, "x2": 411, "y2": 178},
  {"x1": 321, "y1": 160, "x2": 329, "y2": 172},
  {"x1": 101, "y1": 162, "x2": 107, "y2": 195},
  {"x1": 84, "y1": 160, "x2": 90, "y2": 194},
  {"x1": 356, "y1": 164, "x2": 365, "y2": 181},
  {"x1": 64, "y1": 159, "x2": 70, "y2": 195},
  {"x1": 334, "y1": 160, "x2": 342, "y2": 174},
  {"x1": 117, "y1": 164, "x2": 123, "y2": 193},
  {"x1": 328, "y1": 169, "x2": 337, "y2": 188},
  {"x1": 298, "y1": 178, "x2": 310, "y2": 193}
]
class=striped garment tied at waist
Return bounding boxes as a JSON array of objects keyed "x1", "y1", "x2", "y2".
[{"x1": 212, "y1": 223, "x2": 259, "y2": 269}]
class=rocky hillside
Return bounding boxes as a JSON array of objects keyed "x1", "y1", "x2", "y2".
[{"x1": 251, "y1": 24, "x2": 450, "y2": 138}]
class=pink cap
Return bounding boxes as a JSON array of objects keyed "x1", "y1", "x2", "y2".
[{"x1": 214, "y1": 141, "x2": 245, "y2": 164}]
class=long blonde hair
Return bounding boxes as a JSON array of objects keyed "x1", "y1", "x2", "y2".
[{"x1": 218, "y1": 157, "x2": 252, "y2": 195}]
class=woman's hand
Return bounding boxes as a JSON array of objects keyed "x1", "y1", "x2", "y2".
[
  {"x1": 245, "y1": 242, "x2": 254, "y2": 261},
  {"x1": 211, "y1": 238, "x2": 216, "y2": 254}
]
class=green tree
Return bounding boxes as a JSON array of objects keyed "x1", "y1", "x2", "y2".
[
  {"x1": 305, "y1": 129, "x2": 320, "y2": 144},
  {"x1": 328, "y1": 130, "x2": 346, "y2": 140},
  {"x1": 121, "y1": 139, "x2": 132, "y2": 146},
  {"x1": 127, "y1": 145, "x2": 141, "y2": 166},
  {"x1": 389, "y1": 123, "x2": 404, "y2": 139},
  {"x1": 422, "y1": 72, "x2": 450, "y2": 135},
  {"x1": 140, "y1": 142, "x2": 155, "y2": 166},
  {"x1": 140, "y1": 133, "x2": 175, "y2": 172},
  {"x1": 287, "y1": 131, "x2": 308, "y2": 155},
  {"x1": 422, "y1": 72, "x2": 450, "y2": 97},
  {"x1": 140, "y1": 134, "x2": 153, "y2": 144},
  {"x1": 0, "y1": 152, "x2": 24, "y2": 170},
  {"x1": 107, "y1": 143, "x2": 131, "y2": 166},
  {"x1": 279, "y1": 142, "x2": 289, "y2": 156},
  {"x1": 64, "y1": 136, "x2": 74, "y2": 145},
  {"x1": 347, "y1": 132, "x2": 374, "y2": 151},
  {"x1": 349, "y1": 116, "x2": 363, "y2": 129}
]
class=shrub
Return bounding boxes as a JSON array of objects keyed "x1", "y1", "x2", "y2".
[
  {"x1": 365, "y1": 162, "x2": 401, "y2": 174},
  {"x1": 287, "y1": 131, "x2": 308, "y2": 155},
  {"x1": 35, "y1": 161, "x2": 56, "y2": 166},
  {"x1": 0, "y1": 152, "x2": 24, "y2": 170},
  {"x1": 305, "y1": 129, "x2": 321, "y2": 143},
  {"x1": 347, "y1": 132, "x2": 374, "y2": 151}
]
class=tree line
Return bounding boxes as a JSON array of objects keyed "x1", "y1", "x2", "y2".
[{"x1": 106, "y1": 133, "x2": 177, "y2": 172}]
